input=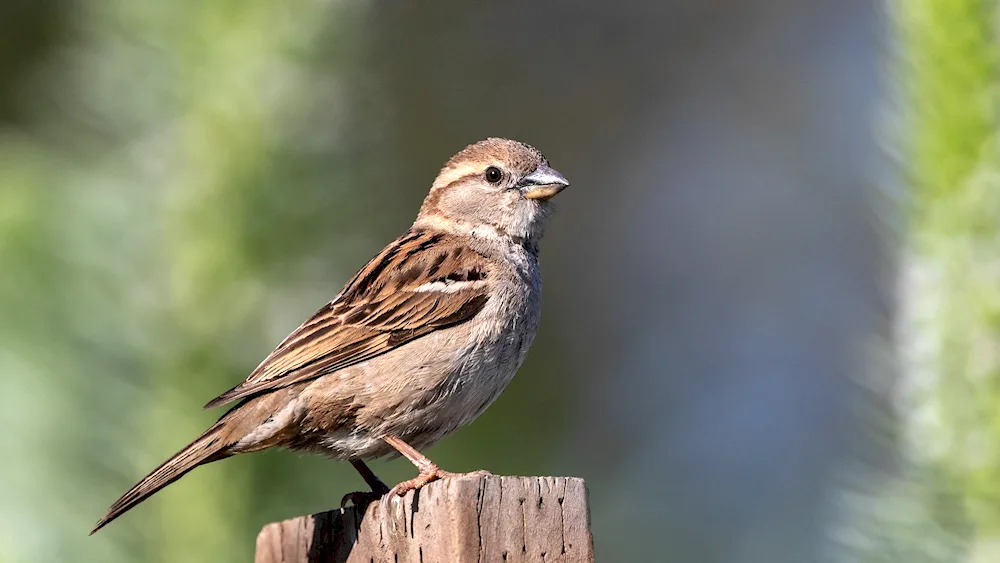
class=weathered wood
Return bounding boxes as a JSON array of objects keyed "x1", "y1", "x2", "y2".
[{"x1": 255, "y1": 475, "x2": 594, "y2": 563}]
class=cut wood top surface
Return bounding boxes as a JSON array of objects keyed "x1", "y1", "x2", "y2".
[{"x1": 255, "y1": 475, "x2": 594, "y2": 563}]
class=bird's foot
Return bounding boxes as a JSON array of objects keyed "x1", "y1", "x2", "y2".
[
  {"x1": 340, "y1": 488, "x2": 386, "y2": 509},
  {"x1": 391, "y1": 468, "x2": 494, "y2": 496},
  {"x1": 341, "y1": 478, "x2": 390, "y2": 509},
  {"x1": 379, "y1": 467, "x2": 493, "y2": 512}
]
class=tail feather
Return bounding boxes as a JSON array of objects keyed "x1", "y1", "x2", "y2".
[{"x1": 91, "y1": 423, "x2": 230, "y2": 534}]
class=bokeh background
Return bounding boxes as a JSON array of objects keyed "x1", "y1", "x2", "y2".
[{"x1": 1, "y1": 1, "x2": 998, "y2": 562}]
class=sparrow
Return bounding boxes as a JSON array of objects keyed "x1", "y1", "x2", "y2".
[{"x1": 92, "y1": 138, "x2": 569, "y2": 533}]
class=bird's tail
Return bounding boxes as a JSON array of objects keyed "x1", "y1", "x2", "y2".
[{"x1": 91, "y1": 422, "x2": 231, "y2": 534}]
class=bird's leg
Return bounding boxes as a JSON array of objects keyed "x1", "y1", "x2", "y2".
[
  {"x1": 351, "y1": 459, "x2": 390, "y2": 493},
  {"x1": 383, "y1": 435, "x2": 492, "y2": 500},
  {"x1": 340, "y1": 460, "x2": 391, "y2": 508}
]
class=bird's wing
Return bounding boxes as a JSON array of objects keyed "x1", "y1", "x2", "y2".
[{"x1": 204, "y1": 229, "x2": 491, "y2": 408}]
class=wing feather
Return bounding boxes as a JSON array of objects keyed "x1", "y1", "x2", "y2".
[{"x1": 203, "y1": 230, "x2": 491, "y2": 408}]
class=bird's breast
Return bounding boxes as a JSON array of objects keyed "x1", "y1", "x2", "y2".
[{"x1": 441, "y1": 269, "x2": 542, "y2": 423}]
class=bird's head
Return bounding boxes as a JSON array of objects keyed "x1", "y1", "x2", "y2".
[{"x1": 415, "y1": 138, "x2": 569, "y2": 246}]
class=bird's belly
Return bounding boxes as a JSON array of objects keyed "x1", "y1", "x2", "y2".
[
  {"x1": 317, "y1": 430, "x2": 389, "y2": 459},
  {"x1": 313, "y1": 306, "x2": 537, "y2": 460}
]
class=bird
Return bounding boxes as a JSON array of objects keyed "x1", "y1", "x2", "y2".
[{"x1": 92, "y1": 137, "x2": 569, "y2": 533}]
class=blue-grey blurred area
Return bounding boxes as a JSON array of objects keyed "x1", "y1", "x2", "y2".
[{"x1": 0, "y1": 1, "x2": 885, "y2": 562}]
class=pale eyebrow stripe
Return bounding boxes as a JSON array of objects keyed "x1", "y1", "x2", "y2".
[{"x1": 431, "y1": 163, "x2": 483, "y2": 190}]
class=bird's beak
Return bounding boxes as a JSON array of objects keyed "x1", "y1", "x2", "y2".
[{"x1": 519, "y1": 164, "x2": 570, "y2": 200}]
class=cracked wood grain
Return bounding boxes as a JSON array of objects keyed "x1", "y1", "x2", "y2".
[{"x1": 255, "y1": 475, "x2": 594, "y2": 563}]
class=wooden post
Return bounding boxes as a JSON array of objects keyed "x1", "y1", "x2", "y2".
[{"x1": 255, "y1": 475, "x2": 594, "y2": 563}]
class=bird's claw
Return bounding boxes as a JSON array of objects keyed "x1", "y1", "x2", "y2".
[
  {"x1": 340, "y1": 490, "x2": 384, "y2": 509},
  {"x1": 377, "y1": 467, "x2": 494, "y2": 513},
  {"x1": 460, "y1": 469, "x2": 493, "y2": 479}
]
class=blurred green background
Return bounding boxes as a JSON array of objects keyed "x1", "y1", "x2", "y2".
[{"x1": 0, "y1": 1, "x2": 998, "y2": 562}]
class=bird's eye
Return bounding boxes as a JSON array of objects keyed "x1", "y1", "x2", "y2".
[{"x1": 484, "y1": 166, "x2": 503, "y2": 184}]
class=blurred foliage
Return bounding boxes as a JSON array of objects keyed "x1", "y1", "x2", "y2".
[
  {"x1": 851, "y1": 0, "x2": 1000, "y2": 561},
  {"x1": 898, "y1": 0, "x2": 1000, "y2": 529}
]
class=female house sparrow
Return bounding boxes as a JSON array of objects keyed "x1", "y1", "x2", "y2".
[{"x1": 92, "y1": 138, "x2": 569, "y2": 533}]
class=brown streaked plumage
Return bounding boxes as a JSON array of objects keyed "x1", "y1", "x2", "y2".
[
  {"x1": 92, "y1": 138, "x2": 568, "y2": 534},
  {"x1": 204, "y1": 233, "x2": 492, "y2": 409}
]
